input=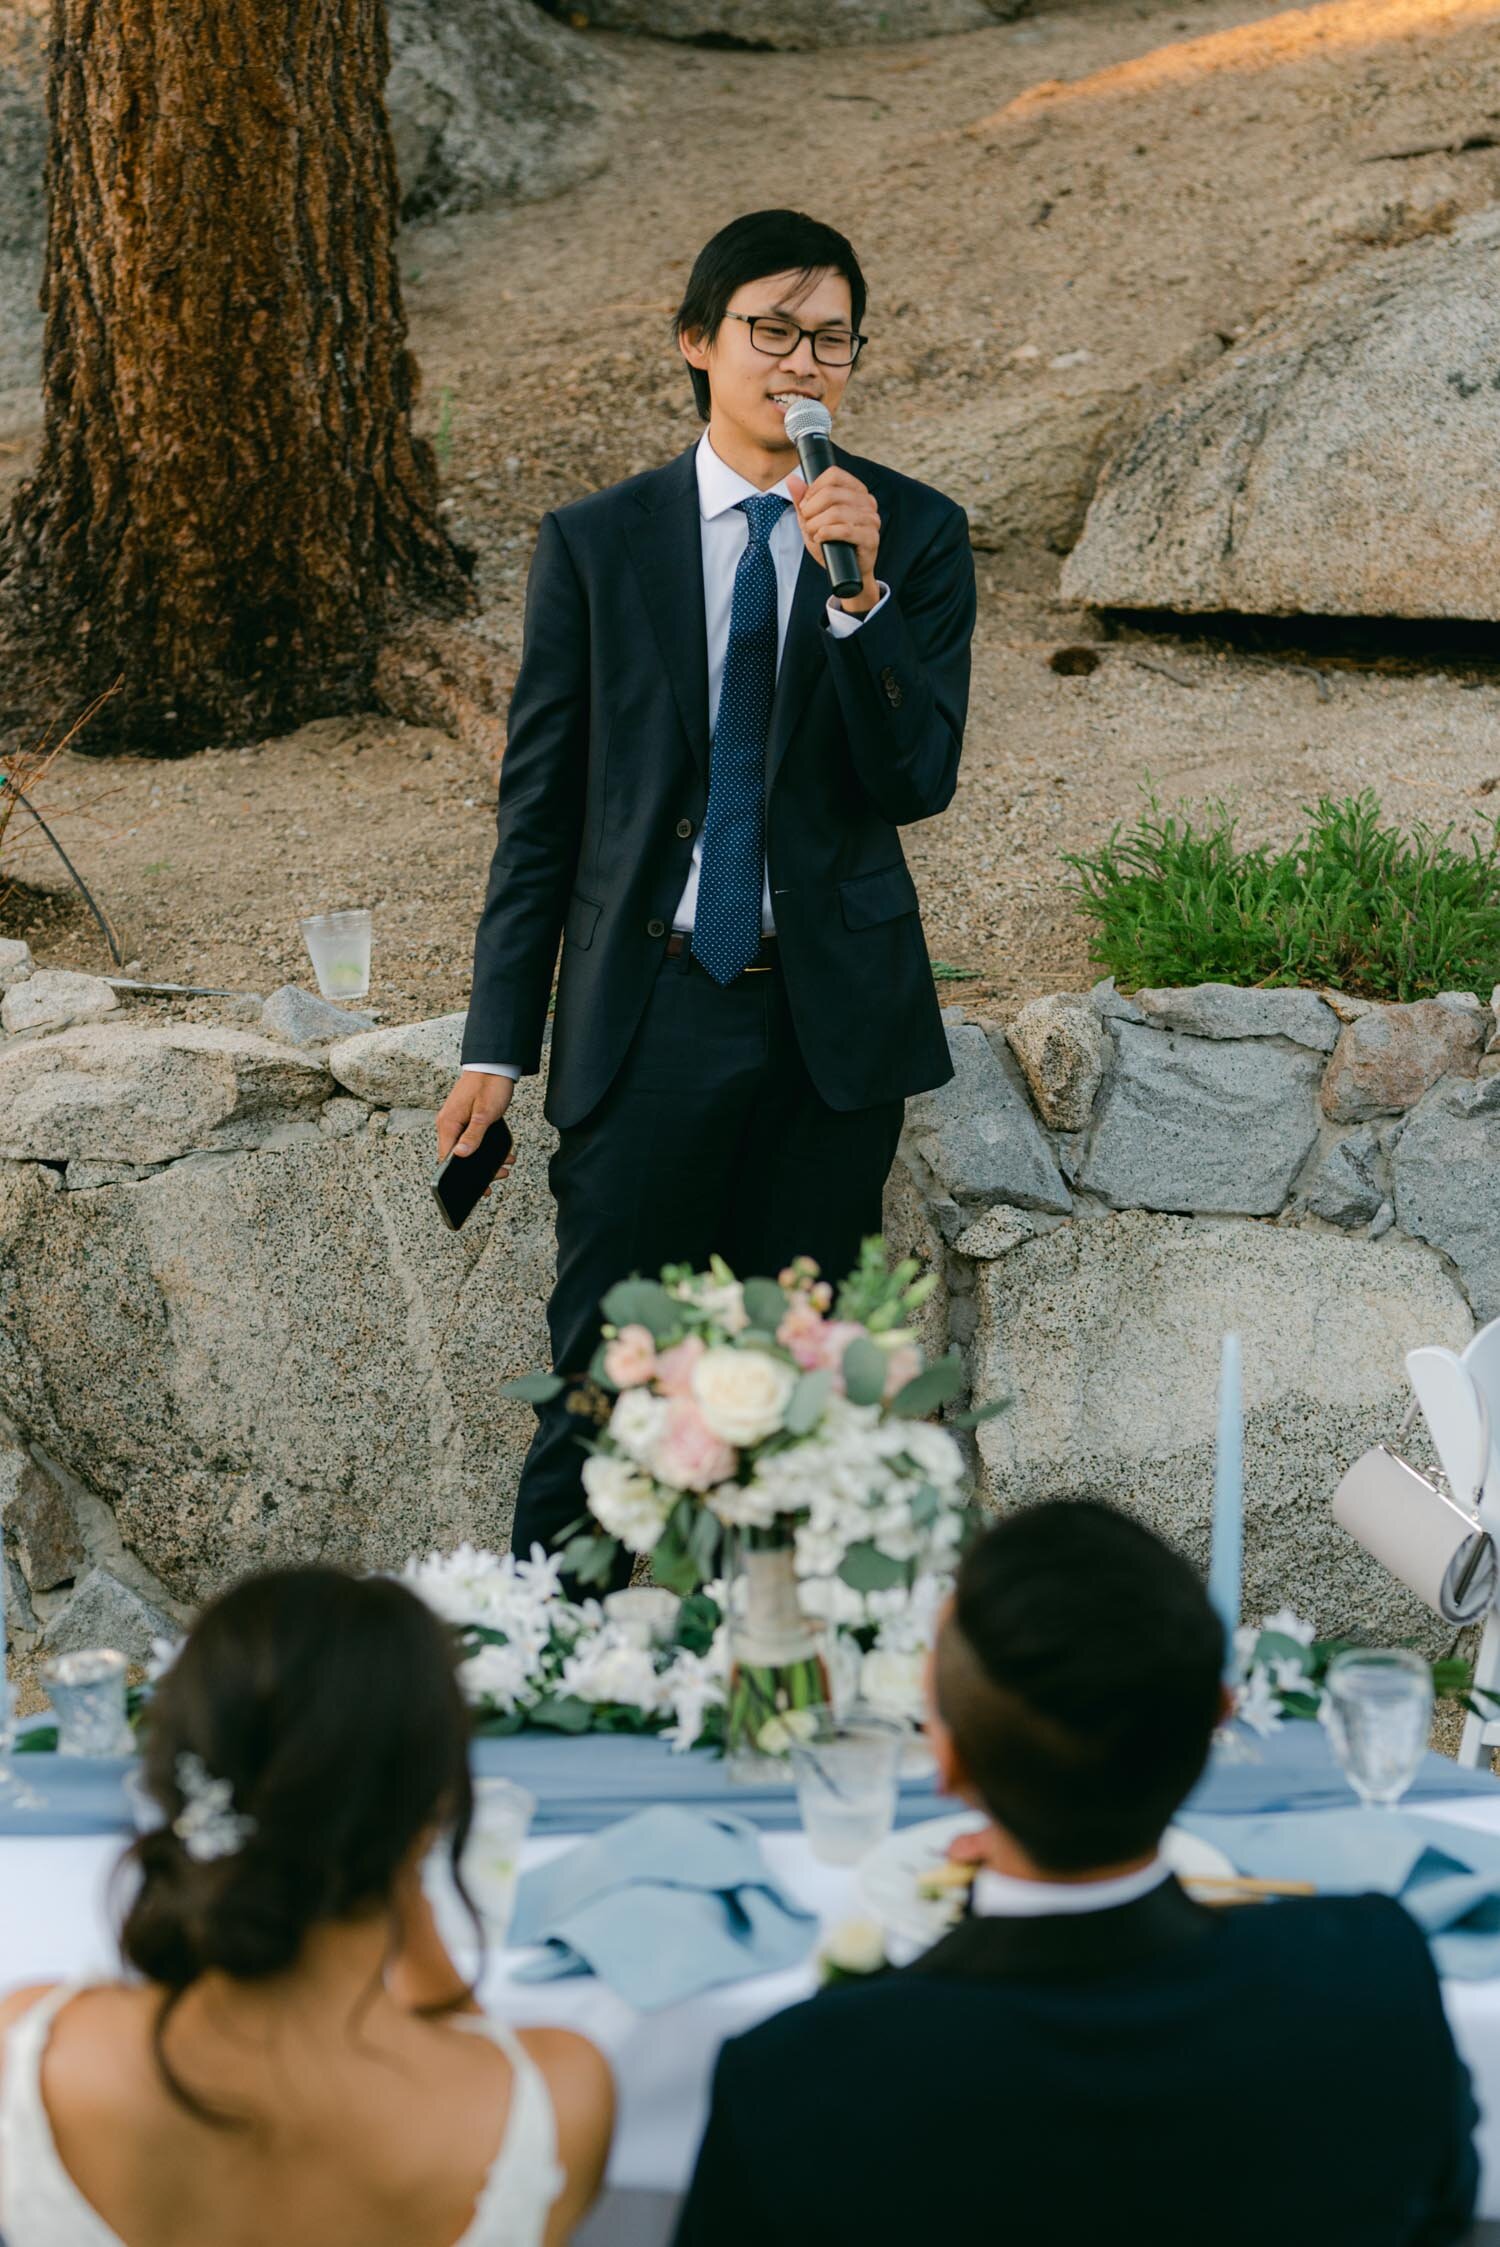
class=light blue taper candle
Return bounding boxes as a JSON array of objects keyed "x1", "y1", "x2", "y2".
[{"x1": 1208, "y1": 1332, "x2": 1244, "y2": 1663}]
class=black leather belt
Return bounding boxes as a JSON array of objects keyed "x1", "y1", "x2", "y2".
[{"x1": 665, "y1": 931, "x2": 779, "y2": 974}]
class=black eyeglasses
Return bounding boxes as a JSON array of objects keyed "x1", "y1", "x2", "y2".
[{"x1": 726, "y1": 313, "x2": 866, "y2": 368}]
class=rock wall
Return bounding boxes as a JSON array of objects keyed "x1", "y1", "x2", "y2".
[{"x1": 1, "y1": 959, "x2": 1493, "y2": 1656}]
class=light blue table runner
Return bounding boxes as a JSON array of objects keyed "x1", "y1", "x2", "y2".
[{"x1": 1, "y1": 1716, "x2": 1494, "y2": 1841}]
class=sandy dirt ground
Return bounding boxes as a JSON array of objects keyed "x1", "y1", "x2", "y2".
[{"x1": 3, "y1": 0, "x2": 1500, "y2": 1024}]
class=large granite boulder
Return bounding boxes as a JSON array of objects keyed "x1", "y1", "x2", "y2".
[
  {"x1": 0, "y1": 0, "x2": 46, "y2": 393},
  {"x1": 0, "y1": 1082, "x2": 559, "y2": 1601},
  {"x1": 1062, "y1": 211, "x2": 1500, "y2": 620},
  {"x1": 1393, "y1": 1076, "x2": 1500, "y2": 1323},
  {"x1": 905, "y1": 1020, "x2": 1071, "y2": 1227},
  {"x1": 386, "y1": 0, "x2": 616, "y2": 221},
  {"x1": 971, "y1": 1209, "x2": 1472, "y2": 1649},
  {"x1": 1078, "y1": 1022, "x2": 1322, "y2": 1216},
  {"x1": 571, "y1": 0, "x2": 1020, "y2": 46},
  {"x1": 0, "y1": 1024, "x2": 330, "y2": 1164}
]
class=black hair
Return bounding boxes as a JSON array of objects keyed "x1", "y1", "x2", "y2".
[
  {"x1": 119, "y1": 1566, "x2": 477, "y2": 2118},
  {"x1": 936, "y1": 1501, "x2": 1224, "y2": 1874},
  {"x1": 673, "y1": 208, "x2": 868, "y2": 421}
]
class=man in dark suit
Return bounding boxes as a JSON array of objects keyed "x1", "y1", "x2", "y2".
[
  {"x1": 676, "y1": 1503, "x2": 1480, "y2": 2247},
  {"x1": 439, "y1": 209, "x2": 974, "y2": 1563}
]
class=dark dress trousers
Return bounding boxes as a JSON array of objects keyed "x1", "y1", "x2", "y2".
[
  {"x1": 674, "y1": 1882, "x2": 1480, "y2": 2247},
  {"x1": 464, "y1": 441, "x2": 975, "y2": 1559}
]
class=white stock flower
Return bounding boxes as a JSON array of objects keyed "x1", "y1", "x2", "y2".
[
  {"x1": 607, "y1": 1387, "x2": 669, "y2": 1467},
  {"x1": 659, "y1": 1649, "x2": 725, "y2": 1752},
  {"x1": 461, "y1": 1640, "x2": 536, "y2": 1714},
  {"x1": 692, "y1": 1347, "x2": 797, "y2": 1447},
  {"x1": 1260, "y1": 1606, "x2": 1317, "y2": 1646},
  {"x1": 561, "y1": 1629, "x2": 669, "y2": 1712},
  {"x1": 709, "y1": 1477, "x2": 780, "y2": 1530},
  {"x1": 1236, "y1": 1666, "x2": 1285, "y2": 1737},
  {"x1": 582, "y1": 1453, "x2": 671, "y2": 1554}
]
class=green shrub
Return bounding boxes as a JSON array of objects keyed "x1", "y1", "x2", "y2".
[{"x1": 1061, "y1": 789, "x2": 1500, "y2": 1003}]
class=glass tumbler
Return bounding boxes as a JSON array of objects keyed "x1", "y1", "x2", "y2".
[
  {"x1": 299, "y1": 909, "x2": 372, "y2": 1001},
  {"x1": 41, "y1": 1649, "x2": 133, "y2": 1757},
  {"x1": 787, "y1": 1708, "x2": 903, "y2": 1867},
  {"x1": 1322, "y1": 1649, "x2": 1433, "y2": 1808},
  {"x1": 463, "y1": 1777, "x2": 536, "y2": 1944}
]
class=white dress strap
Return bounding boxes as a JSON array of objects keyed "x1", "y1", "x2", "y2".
[
  {"x1": 445, "y1": 2015, "x2": 566, "y2": 2247},
  {"x1": 0, "y1": 1983, "x2": 127, "y2": 2247}
]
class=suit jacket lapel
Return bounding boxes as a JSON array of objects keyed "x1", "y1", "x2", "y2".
[{"x1": 623, "y1": 446, "x2": 711, "y2": 785}]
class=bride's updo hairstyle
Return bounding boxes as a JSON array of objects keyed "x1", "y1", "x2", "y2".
[{"x1": 121, "y1": 1566, "x2": 475, "y2": 2105}]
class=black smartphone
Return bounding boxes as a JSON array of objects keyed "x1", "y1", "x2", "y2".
[{"x1": 432, "y1": 1117, "x2": 514, "y2": 1231}]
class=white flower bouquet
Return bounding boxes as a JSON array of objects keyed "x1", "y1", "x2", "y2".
[{"x1": 503, "y1": 1236, "x2": 995, "y2": 1765}]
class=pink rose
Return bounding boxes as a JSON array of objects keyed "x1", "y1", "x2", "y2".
[
  {"x1": 776, "y1": 1299, "x2": 828, "y2": 1371},
  {"x1": 882, "y1": 1342, "x2": 922, "y2": 1400},
  {"x1": 819, "y1": 1320, "x2": 871, "y2": 1394},
  {"x1": 652, "y1": 1397, "x2": 737, "y2": 1492},
  {"x1": 603, "y1": 1324, "x2": 658, "y2": 1389},
  {"x1": 654, "y1": 1334, "x2": 706, "y2": 1398}
]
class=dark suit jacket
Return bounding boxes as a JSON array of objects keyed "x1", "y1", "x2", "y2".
[
  {"x1": 674, "y1": 1880, "x2": 1479, "y2": 2247},
  {"x1": 461, "y1": 442, "x2": 976, "y2": 1130}
]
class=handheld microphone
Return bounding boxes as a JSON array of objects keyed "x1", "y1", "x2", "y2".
[{"x1": 782, "y1": 399, "x2": 864, "y2": 601}]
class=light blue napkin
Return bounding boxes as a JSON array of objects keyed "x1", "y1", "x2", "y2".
[
  {"x1": 508, "y1": 1805, "x2": 817, "y2": 2010},
  {"x1": 1181, "y1": 1807, "x2": 1500, "y2": 1979}
]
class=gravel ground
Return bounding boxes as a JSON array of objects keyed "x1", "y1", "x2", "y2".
[{"x1": 3, "y1": 0, "x2": 1499, "y2": 1023}]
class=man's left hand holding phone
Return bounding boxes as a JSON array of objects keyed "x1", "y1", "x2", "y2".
[{"x1": 433, "y1": 1070, "x2": 516, "y2": 1231}]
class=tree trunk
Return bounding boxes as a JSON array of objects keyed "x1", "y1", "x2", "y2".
[{"x1": 0, "y1": 0, "x2": 473, "y2": 757}]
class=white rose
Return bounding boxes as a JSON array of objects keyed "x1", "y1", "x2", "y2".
[
  {"x1": 860, "y1": 1645, "x2": 926, "y2": 1727},
  {"x1": 608, "y1": 1387, "x2": 669, "y2": 1466},
  {"x1": 819, "y1": 1916, "x2": 888, "y2": 1978},
  {"x1": 460, "y1": 1641, "x2": 535, "y2": 1714},
  {"x1": 582, "y1": 1452, "x2": 670, "y2": 1554},
  {"x1": 692, "y1": 1347, "x2": 797, "y2": 1447}
]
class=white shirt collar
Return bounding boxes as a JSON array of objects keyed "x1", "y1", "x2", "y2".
[
  {"x1": 971, "y1": 1856, "x2": 1169, "y2": 1920},
  {"x1": 695, "y1": 429, "x2": 795, "y2": 522}
]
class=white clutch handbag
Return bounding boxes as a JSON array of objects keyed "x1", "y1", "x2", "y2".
[{"x1": 1331, "y1": 1375, "x2": 1497, "y2": 1626}]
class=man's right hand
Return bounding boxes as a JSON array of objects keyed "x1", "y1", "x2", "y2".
[{"x1": 436, "y1": 1069, "x2": 517, "y2": 1187}]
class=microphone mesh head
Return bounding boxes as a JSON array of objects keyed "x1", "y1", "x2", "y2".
[{"x1": 783, "y1": 398, "x2": 832, "y2": 445}]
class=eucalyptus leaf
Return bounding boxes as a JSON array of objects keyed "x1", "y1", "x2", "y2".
[
  {"x1": 499, "y1": 1371, "x2": 565, "y2": 1404},
  {"x1": 688, "y1": 1505, "x2": 722, "y2": 1583},
  {"x1": 910, "y1": 1481, "x2": 941, "y2": 1528},
  {"x1": 651, "y1": 1518, "x2": 701, "y2": 1597},
  {"x1": 600, "y1": 1277, "x2": 681, "y2": 1341},
  {"x1": 562, "y1": 1533, "x2": 618, "y2": 1588},
  {"x1": 588, "y1": 1341, "x2": 617, "y2": 1391},
  {"x1": 742, "y1": 1277, "x2": 790, "y2": 1332},
  {"x1": 530, "y1": 1696, "x2": 593, "y2": 1734},
  {"x1": 838, "y1": 1541, "x2": 910, "y2": 1594},
  {"x1": 785, "y1": 1368, "x2": 833, "y2": 1436},
  {"x1": 888, "y1": 1354, "x2": 965, "y2": 1419},
  {"x1": 842, "y1": 1334, "x2": 888, "y2": 1408},
  {"x1": 951, "y1": 1397, "x2": 1010, "y2": 1428}
]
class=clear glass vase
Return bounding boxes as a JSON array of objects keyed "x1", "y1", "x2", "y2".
[{"x1": 721, "y1": 1524, "x2": 830, "y2": 1782}]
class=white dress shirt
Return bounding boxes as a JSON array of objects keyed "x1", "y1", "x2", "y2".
[
  {"x1": 971, "y1": 1855, "x2": 1169, "y2": 1920},
  {"x1": 469, "y1": 430, "x2": 888, "y2": 1079}
]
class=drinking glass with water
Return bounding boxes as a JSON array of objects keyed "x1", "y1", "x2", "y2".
[
  {"x1": 1321, "y1": 1649, "x2": 1433, "y2": 1809},
  {"x1": 788, "y1": 1708, "x2": 904, "y2": 1867}
]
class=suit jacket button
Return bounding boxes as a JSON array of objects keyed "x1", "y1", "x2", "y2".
[
  {"x1": 880, "y1": 665, "x2": 904, "y2": 709},
  {"x1": 647, "y1": 918, "x2": 666, "y2": 939},
  {"x1": 675, "y1": 818, "x2": 694, "y2": 839}
]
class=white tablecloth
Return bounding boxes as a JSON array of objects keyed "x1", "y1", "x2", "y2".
[{"x1": 5, "y1": 1807, "x2": 1500, "y2": 2209}]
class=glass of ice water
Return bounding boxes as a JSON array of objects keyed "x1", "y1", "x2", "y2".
[
  {"x1": 788, "y1": 1708, "x2": 903, "y2": 1867},
  {"x1": 1322, "y1": 1649, "x2": 1433, "y2": 1808},
  {"x1": 462, "y1": 1777, "x2": 535, "y2": 1944},
  {"x1": 299, "y1": 909, "x2": 372, "y2": 1001},
  {"x1": 41, "y1": 1649, "x2": 132, "y2": 1757}
]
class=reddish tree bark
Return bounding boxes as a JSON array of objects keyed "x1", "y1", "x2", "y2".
[{"x1": 0, "y1": 0, "x2": 473, "y2": 756}]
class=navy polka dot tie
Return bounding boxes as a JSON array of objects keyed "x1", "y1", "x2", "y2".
[{"x1": 691, "y1": 492, "x2": 788, "y2": 986}]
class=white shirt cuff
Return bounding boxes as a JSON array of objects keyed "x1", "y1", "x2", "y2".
[
  {"x1": 465, "y1": 1063, "x2": 520, "y2": 1079},
  {"x1": 825, "y1": 581, "x2": 890, "y2": 636}
]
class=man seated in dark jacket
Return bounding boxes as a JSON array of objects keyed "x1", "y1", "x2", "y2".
[{"x1": 676, "y1": 1500, "x2": 1480, "y2": 2247}]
